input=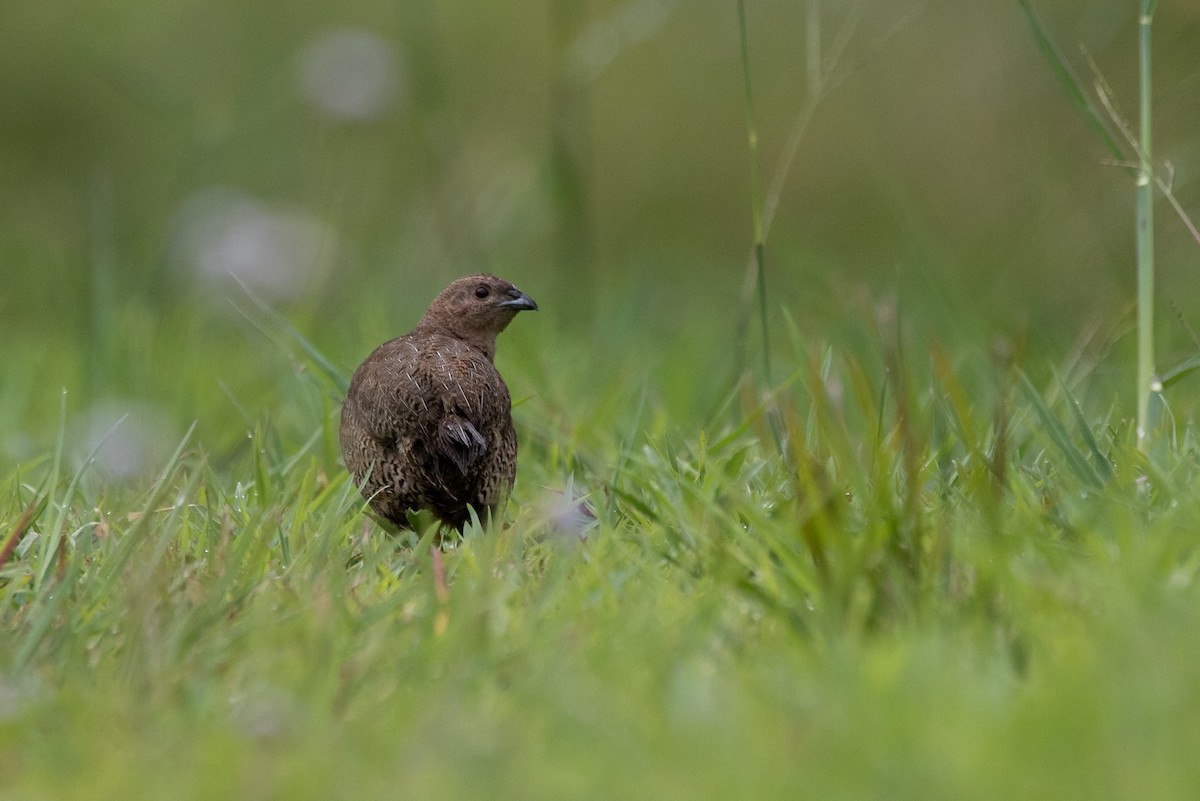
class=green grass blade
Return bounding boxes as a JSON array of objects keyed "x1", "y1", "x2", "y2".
[
  {"x1": 736, "y1": 0, "x2": 771, "y2": 387},
  {"x1": 92, "y1": 423, "x2": 197, "y2": 595},
  {"x1": 1016, "y1": 0, "x2": 1127, "y2": 166},
  {"x1": 35, "y1": 413, "x2": 128, "y2": 590},
  {"x1": 1135, "y1": 0, "x2": 1155, "y2": 450},
  {"x1": 232, "y1": 277, "x2": 350, "y2": 396},
  {"x1": 1019, "y1": 372, "x2": 1103, "y2": 489},
  {"x1": 1155, "y1": 354, "x2": 1200, "y2": 390},
  {"x1": 1055, "y1": 375, "x2": 1113, "y2": 481}
]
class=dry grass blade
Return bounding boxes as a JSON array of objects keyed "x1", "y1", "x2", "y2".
[{"x1": 0, "y1": 498, "x2": 45, "y2": 572}]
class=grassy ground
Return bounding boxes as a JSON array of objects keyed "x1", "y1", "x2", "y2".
[
  {"x1": 5, "y1": 2, "x2": 1200, "y2": 799},
  {"x1": 4, "y1": 282, "x2": 1200, "y2": 800}
]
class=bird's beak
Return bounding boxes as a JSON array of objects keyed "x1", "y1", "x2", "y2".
[{"x1": 500, "y1": 287, "x2": 538, "y2": 311}]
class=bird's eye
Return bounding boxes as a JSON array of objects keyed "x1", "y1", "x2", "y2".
[{"x1": 474, "y1": 286, "x2": 490, "y2": 299}]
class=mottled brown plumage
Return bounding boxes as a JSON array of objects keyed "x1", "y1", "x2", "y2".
[{"x1": 340, "y1": 274, "x2": 537, "y2": 531}]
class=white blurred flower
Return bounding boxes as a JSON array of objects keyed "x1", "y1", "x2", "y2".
[
  {"x1": 0, "y1": 675, "x2": 44, "y2": 723},
  {"x1": 171, "y1": 187, "x2": 336, "y2": 300},
  {"x1": 668, "y1": 657, "x2": 719, "y2": 726},
  {"x1": 569, "y1": 0, "x2": 679, "y2": 82},
  {"x1": 75, "y1": 401, "x2": 176, "y2": 481},
  {"x1": 570, "y1": 20, "x2": 621, "y2": 81},
  {"x1": 536, "y1": 478, "x2": 598, "y2": 541},
  {"x1": 297, "y1": 28, "x2": 403, "y2": 121},
  {"x1": 228, "y1": 684, "x2": 297, "y2": 742}
]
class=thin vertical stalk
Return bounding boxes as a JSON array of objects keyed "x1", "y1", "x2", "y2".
[
  {"x1": 806, "y1": 1, "x2": 821, "y2": 101},
  {"x1": 736, "y1": 0, "x2": 771, "y2": 386},
  {"x1": 550, "y1": 0, "x2": 594, "y2": 316},
  {"x1": 1136, "y1": 0, "x2": 1157, "y2": 450}
]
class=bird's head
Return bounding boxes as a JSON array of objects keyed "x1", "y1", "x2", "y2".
[{"x1": 418, "y1": 274, "x2": 538, "y2": 353}]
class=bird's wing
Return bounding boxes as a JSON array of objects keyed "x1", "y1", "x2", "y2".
[{"x1": 436, "y1": 414, "x2": 488, "y2": 475}]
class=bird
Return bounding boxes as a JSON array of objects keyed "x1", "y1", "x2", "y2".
[{"x1": 340, "y1": 274, "x2": 538, "y2": 532}]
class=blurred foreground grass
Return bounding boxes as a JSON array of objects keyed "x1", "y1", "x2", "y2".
[{"x1": 5, "y1": 295, "x2": 1200, "y2": 799}]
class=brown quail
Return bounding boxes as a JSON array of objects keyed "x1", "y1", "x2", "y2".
[{"x1": 340, "y1": 274, "x2": 537, "y2": 531}]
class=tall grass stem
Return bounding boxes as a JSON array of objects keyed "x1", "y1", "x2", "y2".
[
  {"x1": 736, "y1": 0, "x2": 771, "y2": 386},
  {"x1": 1136, "y1": 0, "x2": 1157, "y2": 449}
]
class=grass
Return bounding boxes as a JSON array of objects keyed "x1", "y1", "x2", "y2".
[
  {"x1": 1135, "y1": 0, "x2": 1157, "y2": 451},
  {"x1": 4, "y1": 4, "x2": 1200, "y2": 800},
  {"x1": 4, "y1": 284, "x2": 1200, "y2": 800}
]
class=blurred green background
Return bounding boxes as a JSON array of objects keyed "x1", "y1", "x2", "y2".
[
  {"x1": 2, "y1": 0, "x2": 1199, "y2": 466},
  {"x1": 6, "y1": 7, "x2": 1200, "y2": 798}
]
